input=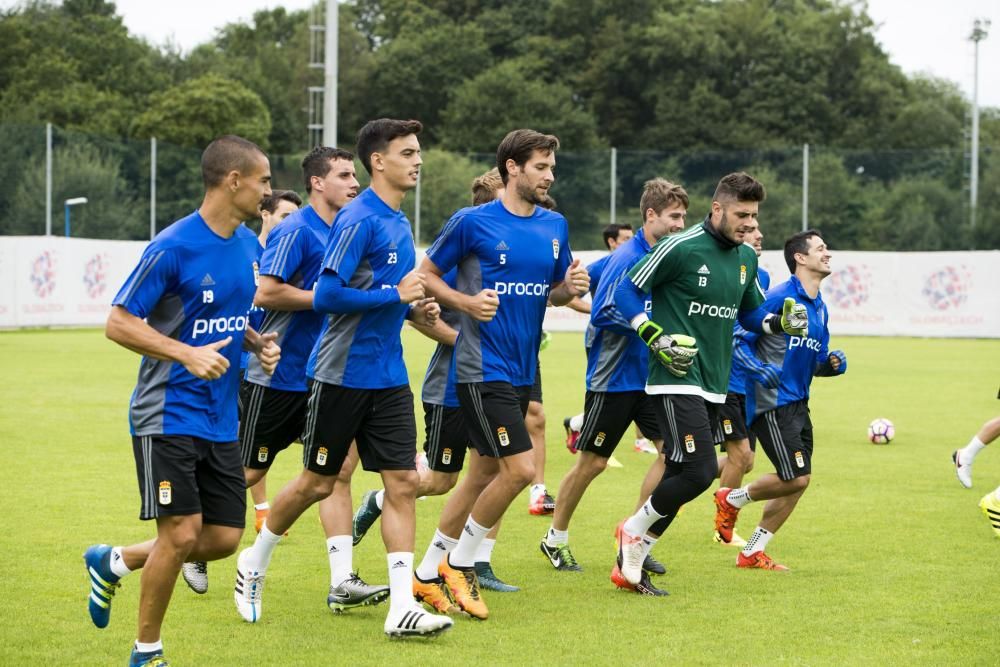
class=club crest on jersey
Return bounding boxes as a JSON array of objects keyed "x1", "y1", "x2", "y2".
[
  {"x1": 316, "y1": 447, "x2": 328, "y2": 466},
  {"x1": 684, "y1": 434, "x2": 695, "y2": 453},
  {"x1": 740, "y1": 264, "x2": 747, "y2": 285},
  {"x1": 723, "y1": 419, "x2": 733, "y2": 435},
  {"x1": 552, "y1": 239, "x2": 559, "y2": 259},
  {"x1": 257, "y1": 447, "x2": 269, "y2": 463},
  {"x1": 795, "y1": 451, "x2": 805, "y2": 468},
  {"x1": 594, "y1": 431, "x2": 606, "y2": 447},
  {"x1": 442, "y1": 448, "x2": 452, "y2": 465},
  {"x1": 253, "y1": 261, "x2": 260, "y2": 287},
  {"x1": 497, "y1": 427, "x2": 510, "y2": 447},
  {"x1": 158, "y1": 481, "x2": 172, "y2": 505}
]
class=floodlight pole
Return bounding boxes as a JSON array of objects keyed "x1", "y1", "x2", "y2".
[
  {"x1": 45, "y1": 123, "x2": 53, "y2": 236},
  {"x1": 969, "y1": 18, "x2": 990, "y2": 232},
  {"x1": 322, "y1": 0, "x2": 338, "y2": 147},
  {"x1": 64, "y1": 197, "x2": 88, "y2": 237}
]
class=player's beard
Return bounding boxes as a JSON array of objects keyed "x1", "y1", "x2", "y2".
[
  {"x1": 516, "y1": 177, "x2": 548, "y2": 206},
  {"x1": 719, "y1": 211, "x2": 745, "y2": 244}
]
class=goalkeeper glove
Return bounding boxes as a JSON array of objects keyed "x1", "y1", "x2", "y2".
[
  {"x1": 764, "y1": 297, "x2": 808, "y2": 336},
  {"x1": 750, "y1": 363, "x2": 782, "y2": 389},
  {"x1": 637, "y1": 320, "x2": 698, "y2": 378},
  {"x1": 828, "y1": 349, "x2": 847, "y2": 374}
]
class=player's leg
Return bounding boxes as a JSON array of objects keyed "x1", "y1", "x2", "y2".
[
  {"x1": 630, "y1": 398, "x2": 668, "y2": 575},
  {"x1": 954, "y1": 415, "x2": 1000, "y2": 488},
  {"x1": 474, "y1": 518, "x2": 518, "y2": 592},
  {"x1": 526, "y1": 359, "x2": 555, "y2": 515}
]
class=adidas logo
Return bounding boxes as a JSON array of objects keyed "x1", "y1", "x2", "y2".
[
  {"x1": 328, "y1": 545, "x2": 339, "y2": 553},
  {"x1": 433, "y1": 541, "x2": 446, "y2": 550},
  {"x1": 464, "y1": 525, "x2": 475, "y2": 536},
  {"x1": 697, "y1": 265, "x2": 711, "y2": 275},
  {"x1": 112, "y1": 552, "x2": 121, "y2": 562},
  {"x1": 495, "y1": 241, "x2": 510, "y2": 251},
  {"x1": 391, "y1": 560, "x2": 406, "y2": 569},
  {"x1": 388, "y1": 240, "x2": 398, "y2": 250},
  {"x1": 201, "y1": 273, "x2": 216, "y2": 286}
]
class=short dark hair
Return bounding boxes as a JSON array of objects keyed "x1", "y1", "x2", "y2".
[
  {"x1": 713, "y1": 171, "x2": 766, "y2": 204},
  {"x1": 260, "y1": 189, "x2": 302, "y2": 214},
  {"x1": 496, "y1": 129, "x2": 559, "y2": 185},
  {"x1": 201, "y1": 135, "x2": 266, "y2": 188},
  {"x1": 601, "y1": 223, "x2": 632, "y2": 250},
  {"x1": 355, "y1": 119, "x2": 422, "y2": 175},
  {"x1": 784, "y1": 229, "x2": 822, "y2": 273},
  {"x1": 471, "y1": 167, "x2": 503, "y2": 205},
  {"x1": 302, "y1": 146, "x2": 355, "y2": 193}
]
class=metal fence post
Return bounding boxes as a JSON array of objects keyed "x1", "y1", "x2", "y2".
[
  {"x1": 45, "y1": 123, "x2": 53, "y2": 236},
  {"x1": 150, "y1": 137, "x2": 157, "y2": 240},
  {"x1": 414, "y1": 169, "x2": 421, "y2": 246},
  {"x1": 802, "y1": 143, "x2": 809, "y2": 232},
  {"x1": 610, "y1": 147, "x2": 617, "y2": 224}
]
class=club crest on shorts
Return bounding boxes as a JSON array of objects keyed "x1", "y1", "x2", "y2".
[
  {"x1": 497, "y1": 427, "x2": 510, "y2": 447},
  {"x1": 552, "y1": 239, "x2": 559, "y2": 259},
  {"x1": 442, "y1": 447, "x2": 452, "y2": 465},
  {"x1": 723, "y1": 419, "x2": 733, "y2": 435},
  {"x1": 740, "y1": 264, "x2": 747, "y2": 285},
  {"x1": 253, "y1": 261, "x2": 260, "y2": 287},
  {"x1": 257, "y1": 446, "x2": 269, "y2": 463},
  {"x1": 158, "y1": 480, "x2": 172, "y2": 505},
  {"x1": 594, "y1": 431, "x2": 606, "y2": 447},
  {"x1": 684, "y1": 433, "x2": 695, "y2": 453},
  {"x1": 316, "y1": 446, "x2": 328, "y2": 466},
  {"x1": 795, "y1": 450, "x2": 805, "y2": 468}
]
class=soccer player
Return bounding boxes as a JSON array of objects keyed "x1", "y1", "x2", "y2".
[
  {"x1": 83, "y1": 135, "x2": 281, "y2": 667},
  {"x1": 232, "y1": 119, "x2": 453, "y2": 638},
  {"x1": 711, "y1": 217, "x2": 771, "y2": 547},
  {"x1": 952, "y1": 416, "x2": 1000, "y2": 489},
  {"x1": 611, "y1": 172, "x2": 808, "y2": 589},
  {"x1": 542, "y1": 178, "x2": 687, "y2": 595},
  {"x1": 714, "y1": 230, "x2": 847, "y2": 571},
  {"x1": 417, "y1": 129, "x2": 589, "y2": 619}
]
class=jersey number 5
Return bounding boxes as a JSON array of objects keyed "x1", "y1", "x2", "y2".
[{"x1": 499, "y1": 253, "x2": 507, "y2": 265}]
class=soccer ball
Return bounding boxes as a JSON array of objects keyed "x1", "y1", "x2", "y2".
[{"x1": 868, "y1": 418, "x2": 895, "y2": 444}]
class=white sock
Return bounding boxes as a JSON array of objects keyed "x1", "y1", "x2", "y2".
[
  {"x1": 375, "y1": 490, "x2": 385, "y2": 510},
  {"x1": 134, "y1": 640, "x2": 162, "y2": 653},
  {"x1": 530, "y1": 483, "x2": 546, "y2": 501},
  {"x1": 254, "y1": 502, "x2": 270, "y2": 511},
  {"x1": 326, "y1": 535, "x2": 353, "y2": 587},
  {"x1": 245, "y1": 523, "x2": 283, "y2": 572},
  {"x1": 449, "y1": 516, "x2": 491, "y2": 568},
  {"x1": 641, "y1": 534, "x2": 658, "y2": 560},
  {"x1": 569, "y1": 413, "x2": 584, "y2": 432},
  {"x1": 386, "y1": 552, "x2": 414, "y2": 612},
  {"x1": 726, "y1": 486, "x2": 753, "y2": 509},
  {"x1": 416, "y1": 530, "x2": 457, "y2": 581},
  {"x1": 623, "y1": 499, "x2": 666, "y2": 537},
  {"x1": 960, "y1": 437, "x2": 987, "y2": 464},
  {"x1": 742, "y1": 526, "x2": 773, "y2": 556},
  {"x1": 110, "y1": 547, "x2": 133, "y2": 578},
  {"x1": 475, "y1": 538, "x2": 497, "y2": 564},
  {"x1": 545, "y1": 526, "x2": 569, "y2": 547}
]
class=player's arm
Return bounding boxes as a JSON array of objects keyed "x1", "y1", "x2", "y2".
[
  {"x1": 564, "y1": 295, "x2": 591, "y2": 314},
  {"x1": 242, "y1": 326, "x2": 281, "y2": 375},
  {"x1": 813, "y1": 317, "x2": 846, "y2": 376},
  {"x1": 409, "y1": 315, "x2": 459, "y2": 347},
  {"x1": 254, "y1": 275, "x2": 314, "y2": 311},
  {"x1": 254, "y1": 227, "x2": 315, "y2": 311},
  {"x1": 614, "y1": 277, "x2": 697, "y2": 377},
  {"x1": 418, "y1": 257, "x2": 498, "y2": 322},
  {"x1": 593, "y1": 274, "x2": 638, "y2": 336},
  {"x1": 732, "y1": 326, "x2": 780, "y2": 389},
  {"x1": 738, "y1": 288, "x2": 808, "y2": 337}
]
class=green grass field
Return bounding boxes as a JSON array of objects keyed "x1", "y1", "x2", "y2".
[{"x1": 1, "y1": 329, "x2": 999, "y2": 665}]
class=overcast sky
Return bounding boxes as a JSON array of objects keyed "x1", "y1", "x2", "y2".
[{"x1": 5, "y1": 0, "x2": 998, "y2": 107}]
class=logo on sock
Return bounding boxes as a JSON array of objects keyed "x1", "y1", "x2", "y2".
[
  {"x1": 442, "y1": 448, "x2": 452, "y2": 464},
  {"x1": 391, "y1": 560, "x2": 406, "y2": 569},
  {"x1": 464, "y1": 524, "x2": 475, "y2": 536},
  {"x1": 433, "y1": 541, "x2": 446, "y2": 550},
  {"x1": 329, "y1": 545, "x2": 339, "y2": 553},
  {"x1": 497, "y1": 426, "x2": 509, "y2": 447},
  {"x1": 684, "y1": 433, "x2": 695, "y2": 453},
  {"x1": 158, "y1": 480, "x2": 172, "y2": 505},
  {"x1": 795, "y1": 450, "x2": 804, "y2": 468},
  {"x1": 316, "y1": 447, "x2": 328, "y2": 466},
  {"x1": 594, "y1": 431, "x2": 606, "y2": 447},
  {"x1": 257, "y1": 447, "x2": 268, "y2": 463}
]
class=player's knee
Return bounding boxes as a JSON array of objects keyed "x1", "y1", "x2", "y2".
[
  {"x1": 790, "y1": 474, "x2": 810, "y2": 492},
  {"x1": 580, "y1": 453, "x2": 607, "y2": 476},
  {"x1": 299, "y1": 473, "x2": 337, "y2": 502},
  {"x1": 689, "y1": 458, "x2": 717, "y2": 490},
  {"x1": 744, "y1": 457, "x2": 755, "y2": 474},
  {"x1": 504, "y1": 455, "x2": 535, "y2": 489},
  {"x1": 422, "y1": 472, "x2": 457, "y2": 496}
]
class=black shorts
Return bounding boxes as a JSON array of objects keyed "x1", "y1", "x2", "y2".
[
  {"x1": 751, "y1": 399, "x2": 813, "y2": 481},
  {"x1": 714, "y1": 391, "x2": 756, "y2": 451},
  {"x1": 423, "y1": 403, "x2": 470, "y2": 473},
  {"x1": 651, "y1": 394, "x2": 720, "y2": 464},
  {"x1": 530, "y1": 357, "x2": 543, "y2": 404},
  {"x1": 238, "y1": 381, "x2": 308, "y2": 470},
  {"x1": 457, "y1": 382, "x2": 532, "y2": 459},
  {"x1": 577, "y1": 391, "x2": 663, "y2": 457},
  {"x1": 302, "y1": 381, "x2": 417, "y2": 475},
  {"x1": 132, "y1": 435, "x2": 246, "y2": 528}
]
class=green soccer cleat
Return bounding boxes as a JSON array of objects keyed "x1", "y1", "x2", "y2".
[
  {"x1": 979, "y1": 492, "x2": 1000, "y2": 537},
  {"x1": 352, "y1": 490, "x2": 383, "y2": 546},
  {"x1": 539, "y1": 539, "x2": 582, "y2": 572},
  {"x1": 474, "y1": 561, "x2": 520, "y2": 592}
]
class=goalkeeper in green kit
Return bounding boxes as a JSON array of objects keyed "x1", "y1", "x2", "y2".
[{"x1": 610, "y1": 172, "x2": 807, "y2": 589}]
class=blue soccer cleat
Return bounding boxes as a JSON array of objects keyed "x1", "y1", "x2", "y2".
[
  {"x1": 129, "y1": 647, "x2": 169, "y2": 666},
  {"x1": 84, "y1": 544, "x2": 121, "y2": 629}
]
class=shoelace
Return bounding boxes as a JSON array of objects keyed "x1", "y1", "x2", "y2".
[
  {"x1": 192, "y1": 562, "x2": 207, "y2": 576},
  {"x1": 244, "y1": 572, "x2": 266, "y2": 603},
  {"x1": 460, "y1": 569, "x2": 481, "y2": 600},
  {"x1": 557, "y1": 546, "x2": 578, "y2": 567}
]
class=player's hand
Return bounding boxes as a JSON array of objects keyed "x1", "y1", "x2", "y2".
[
  {"x1": 254, "y1": 332, "x2": 281, "y2": 376},
  {"x1": 637, "y1": 321, "x2": 698, "y2": 378},
  {"x1": 397, "y1": 271, "x2": 427, "y2": 304},
  {"x1": 564, "y1": 259, "x2": 590, "y2": 296},
  {"x1": 183, "y1": 336, "x2": 232, "y2": 380},
  {"x1": 780, "y1": 297, "x2": 808, "y2": 336},
  {"x1": 467, "y1": 288, "x2": 499, "y2": 322},
  {"x1": 410, "y1": 297, "x2": 440, "y2": 326},
  {"x1": 751, "y1": 363, "x2": 781, "y2": 389},
  {"x1": 828, "y1": 350, "x2": 847, "y2": 374}
]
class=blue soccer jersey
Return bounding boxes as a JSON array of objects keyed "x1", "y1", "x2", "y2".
[
  {"x1": 586, "y1": 254, "x2": 611, "y2": 298},
  {"x1": 588, "y1": 232, "x2": 654, "y2": 392},
  {"x1": 306, "y1": 187, "x2": 415, "y2": 389},
  {"x1": 241, "y1": 239, "x2": 266, "y2": 372},
  {"x1": 727, "y1": 266, "x2": 770, "y2": 395},
  {"x1": 246, "y1": 205, "x2": 328, "y2": 392},
  {"x1": 420, "y1": 269, "x2": 461, "y2": 408},
  {"x1": 426, "y1": 199, "x2": 573, "y2": 387},
  {"x1": 113, "y1": 211, "x2": 260, "y2": 441},
  {"x1": 741, "y1": 275, "x2": 844, "y2": 420}
]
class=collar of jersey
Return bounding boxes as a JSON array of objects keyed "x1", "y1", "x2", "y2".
[
  {"x1": 701, "y1": 215, "x2": 740, "y2": 250},
  {"x1": 300, "y1": 204, "x2": 329, "y2": 229},
  {"x1": 357, "y1": 187, "x2": 404, "y2": 218},
  {"x1": 788, "y1": 274, "x2": 823, "y2": 305}
]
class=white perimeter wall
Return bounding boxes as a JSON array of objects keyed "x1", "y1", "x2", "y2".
[{"x1": 1, "y1": 237, "x2": 997, "y2": 338}]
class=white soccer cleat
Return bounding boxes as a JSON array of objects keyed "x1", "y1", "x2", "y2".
[
  {"x1": 384, "y1": 604, "x2": 454, "y2": 638},
  {"x1": 182, "y1": 561, "x2": 208, "y2": 594},
  {"x1": 234, "y1": 548, "x2": 266, "y2": 623},
  {"x1": 616, "y1": 524, "x2": 646, "y2": 586},
  {"x1": 634, "y1": 438, "x2": 658, "y2": 454},
  {"x1": 952, "y1": 451, "x2": 973, "y2": 488}
]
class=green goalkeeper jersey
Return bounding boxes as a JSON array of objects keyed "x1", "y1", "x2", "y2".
[{"x1": 627, "y1": 219, "x2": 765, "y2": 403}]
